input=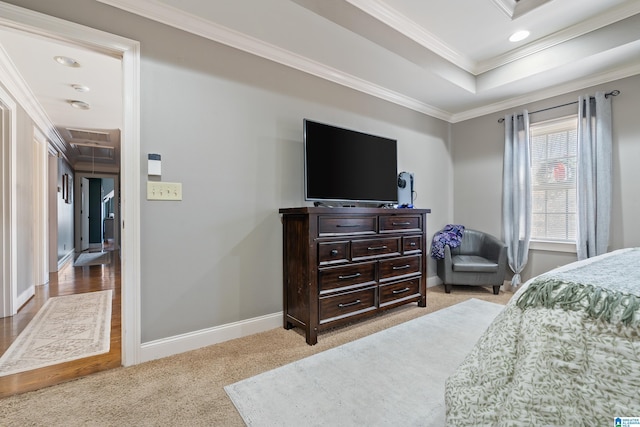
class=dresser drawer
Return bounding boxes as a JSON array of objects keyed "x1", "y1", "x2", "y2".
[
  {"x1": 378, "y1": 255, "x2": 421, "y2": 282},
  {"x1": 351, "y1": 237, "x2": 400, "y2": 261},
  {"x1": 379, "y1": 215, "x2": 422, "y2": 233},
  {"x1": 319, "y1": 285, "x2": 377, "y2": 324},
  {"x1": 318, "y1": 241, "x2": 350, "y2": 265},
  {"x1": 403, "y1": 235, "x2": 422, "y2": 254},
  {"x1": 318, "y1": 216, "x2": 376, "y2": 236},
  {"x1": 318, "y1": 262, "x2": 376, "y2": 294},
  {"x1": 379, "y1": 278, "x2": 421, "y2": 307}
]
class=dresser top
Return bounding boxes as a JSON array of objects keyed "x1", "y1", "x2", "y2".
[{"x1": 279, "y1": 207, "x2": 431, "y2": 215}]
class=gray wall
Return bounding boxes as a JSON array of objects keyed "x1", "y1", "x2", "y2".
[
  {"x1": 5, "y1": 0, "x2": 452, "y2": 342},
  {"x1": 451, "y1": 74, "x2": 640, "y2": 281},
  {"x1": 9, "y1": 0, "x2": 638, "y2": 346}
]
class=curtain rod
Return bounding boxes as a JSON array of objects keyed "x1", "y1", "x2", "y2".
[{"x1": 497, "y1": 90, "x2": 620, "y2": 123}]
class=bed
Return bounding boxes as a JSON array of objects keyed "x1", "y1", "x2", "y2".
[{"x1": 445, "y1": 248, "x2": 640, "y2": 426}]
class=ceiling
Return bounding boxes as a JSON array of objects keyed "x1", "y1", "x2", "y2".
[
  {"x1": 1, "y1": 0, "x2": 639, "y2": 170},
  {"x1": 0, "y1": 25, "x2": 122, "y2": 172},
  {"x1": 102, "y1": 0, "x2": 640, "y2": 121}
]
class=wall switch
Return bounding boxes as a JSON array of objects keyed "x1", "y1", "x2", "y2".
[{"x1": 147, "y1": 181, "x2": 182, "y2": 201}]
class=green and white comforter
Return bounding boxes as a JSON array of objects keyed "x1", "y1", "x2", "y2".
[{"x1": 445, "y1": 248, "x2": 640, "y2": 426}]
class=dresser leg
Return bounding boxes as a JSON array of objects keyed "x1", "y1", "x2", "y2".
[
  {"x1": 284, "y1": 320, "x2": 294, "y2": 330},
  {"x1": 306, "y1": 328, "x2": 318, "y2": 345}
]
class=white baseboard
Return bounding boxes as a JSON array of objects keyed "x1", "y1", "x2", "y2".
[
  {"x1": 57, "y1": 250, "x2": 74, "y2": 271},
  {"x1": 16, "y1": 285, "x2": 34, "y2": 310},
  {"x1": 427, "y1": 274, "x2": 442, "y2": 288},
  {"x1": 139, "y1": 311, "x2": 283, "y2": 363}
]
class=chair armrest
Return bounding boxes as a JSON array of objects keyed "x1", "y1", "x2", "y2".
[
  {"x1": 480, "y1": 234, "x2": 504, "y2": 261},
  {"x1": 480, "y1": 234, "x2": 508, "y2": 276}
]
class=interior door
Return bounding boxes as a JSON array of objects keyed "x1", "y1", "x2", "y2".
[{"x1": 80, "y1": 177, "x2": 90, "y2": 251}]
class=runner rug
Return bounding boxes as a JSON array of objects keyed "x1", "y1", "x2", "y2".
[
  {"x1": 0, "y1": 290, "x2": 112, "y2": 377},
  {"x1": 224, "y1": 298, "x2": 505, "y2": 426},
  {"x1": 73, "y1": 251, "x2": 111, "y2": 267}
]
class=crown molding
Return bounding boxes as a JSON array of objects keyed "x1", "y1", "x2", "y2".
[
  {"x1": 97, "y1": 0, "x2": 453, "y2": 121},
  {"x1": 0, "y1": 43, "x2": 67, "y2": 154},
  {"x1": 450, "y1": 63, "x2": 640, "y2": 123},
  {"x1": 348, "y1": 0, "x2": 640, "y2": 76},
  {"x1": 477, "y1": 1, "x2": 640, "y2": 74},
  {"x1": 97, "y1": 0, "x2": 638, "y2": 124},
  {"x1": 344, "y1": 0, "x2": 475, "y2": 73}
]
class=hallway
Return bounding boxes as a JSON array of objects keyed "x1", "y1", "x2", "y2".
[{"x1": 0, "y1": 245, "x2": 121, "y2": 397}]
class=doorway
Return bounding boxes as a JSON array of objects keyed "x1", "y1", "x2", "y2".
[
  {"x1": 0, "y1": 1, "x2": 141, "y2": 391},
  {"x1": 75, "y1": 174, "x2": 120, "y2": 254}
]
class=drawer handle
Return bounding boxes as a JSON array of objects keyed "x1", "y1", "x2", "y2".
[
  {"x1": 392, "y1": 264, "x2": 411, "y2": 270},
  {"x1": 338, "y1": 273, "x2": 361, "y2": 280},
  {"x1": 392, "y1": 287, "x2": 411, "y2": 294},
  {"x1": 409, "y1": 242, "x2": 417, "y2": 247},
  {"x1": 338, "y1": 299, "x2": 361, "y2": 308},
  {"x1": 336, "y1": 224, "x2": 360, "y2": 228},
  {"x1": 330, "y1": 249, "x2": 339, "y2": 256},
  {"x1": 367, "y1": 245, "x2": 388, "y2": 251},
  {"x1": 393, "y1": 222, "x2": 411, "y2": 226}
]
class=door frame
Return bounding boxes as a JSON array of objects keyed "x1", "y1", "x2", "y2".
[
  {"x1": 0, "y1": 85, "x2": 17, "y2": 318},
  {"x1": 0, "y1": 2, "x2": 141, "y2": 366},
  {"x1": 33, "y1": 127, "x2": 48, "y2": 287},
  {"x1": 75, "y1": 174, "x2": 120, "y2": 252}
]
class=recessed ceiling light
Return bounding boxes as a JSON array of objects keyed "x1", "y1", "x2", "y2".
[
  {"x1": 71, "y1": 84, "x2": 90, "y2": 93},
  {"x1": 54, "y1": 55, "x2": 80, "y2": 67},
  {"x1": 509, "y1": 30, "x2": 530, "y2": 42},
  {"x1": 68, "y1": 100, "x2": 90, "y2": 110}
]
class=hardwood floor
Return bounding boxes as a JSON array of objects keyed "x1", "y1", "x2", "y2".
[{"x1": 0, "y1": 246, "x2": 121, "y2": 398}]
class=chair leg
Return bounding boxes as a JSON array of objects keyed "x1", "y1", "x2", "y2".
[
  {"x1": 493, "y1": 285, "x2": 500, "y2": 295},
  {"x1": 445, "y1": 284, "x2": 452, "y2": 293}
]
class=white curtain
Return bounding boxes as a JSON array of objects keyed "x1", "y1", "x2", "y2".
[
  {"x1": 576, "y1": 92, "x2": 613, "y2": 260},
  {"x1": 502, "y1": 110, "x2": 532, "y2": 286}
]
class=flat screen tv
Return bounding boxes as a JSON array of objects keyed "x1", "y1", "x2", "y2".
[{"x1": 304, "y1": 119, "x2": 398, "y2": 205}]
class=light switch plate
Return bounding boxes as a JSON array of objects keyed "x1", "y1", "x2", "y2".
[{"x1": 147, "y1": 181, "x2": 182, "y2": 200}]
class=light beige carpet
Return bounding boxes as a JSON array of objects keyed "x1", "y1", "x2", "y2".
[
  {"x1": 0, "y1": 285, "x2": 513, "y2": 426},
  {"x1": 73, "y1": 251, "x2": 111, "y2": 267},
  {"x1": 0, "y1": 290, "x2": 112, "y2": 377}
]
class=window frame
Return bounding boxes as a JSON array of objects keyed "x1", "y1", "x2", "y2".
[{"x1": 529, "y1": 115, "x2": 578, "y2": 253}]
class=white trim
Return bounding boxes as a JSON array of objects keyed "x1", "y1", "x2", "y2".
[
  {"x1": 426, "y1": 274, "x2": 442, "y2": 288},
  {"x1": 120, "y1": 41, "x2": 141, "y2": 367},
  {"x1": 57, "y1": 250, "x2": 74, "y2": 271},
  {"x1": 450, "y1": 64, "x2": 640, "y2": 123},
  {"x1": 0, "y1": 2, "x2": 142, "y2": 366},
  {"x1": 139, "y1": 312, "x2": 282, "y2": 363},
  {"x1": 344, "y1": 0, "x2": 474, "y2": 73},
  {"x1": 33, "y1": 127, "x2": 48, "y2": 287},
  {"x1": 0, "y1": 84, "x2": 17, "y2": 317},
  {"x1": 97, "y1": 0, "x2": 640, "y2": 124},
  {"x1": 529, "y1": 240, "x2": 577, "y2": 253},
  {"x1": 16, "y1": 284, "x2": 34, "y2": 310},
  {"x1": 0, "y1": 40, "x2": 67, "y2": 154},
  {"x1": 478, "y1": 1, "x2": 640, "y2": 74},
  {"x1": 96, "y1": 0, "x2": 452, "y2": 123}
]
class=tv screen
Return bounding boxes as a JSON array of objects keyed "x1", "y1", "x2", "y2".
[{"x1": 304, "y1": 119, "x2": 398, "y2": 205}]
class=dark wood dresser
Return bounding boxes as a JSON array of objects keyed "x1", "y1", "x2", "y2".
[{"x1": 279, "y1": 207, "x2": 431, "y2": 345}]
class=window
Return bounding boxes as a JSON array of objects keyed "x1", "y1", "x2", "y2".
[{"x1": 530, "y1": 116, "x2": 577, "y2": 243}]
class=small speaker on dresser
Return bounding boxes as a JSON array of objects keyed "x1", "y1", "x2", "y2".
[{"x1": 397, "y1": 171, "x2": 414, "y2": 207}]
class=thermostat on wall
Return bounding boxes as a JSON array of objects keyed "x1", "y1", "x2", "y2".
[{"x1": 148, "y1": 153, "x2": 161, "y2": 176}]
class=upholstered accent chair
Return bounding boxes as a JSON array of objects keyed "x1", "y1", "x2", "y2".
[{"x1": 436, "y1": 229, "x2": 507, "y2": 295}]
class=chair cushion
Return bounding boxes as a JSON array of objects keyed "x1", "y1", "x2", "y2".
[{"x1": 452, "y1": 255, "x2": 499, "y2": 273}]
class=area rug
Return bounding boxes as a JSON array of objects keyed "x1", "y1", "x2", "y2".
[
  {"x1": 73, "y1": 251, "x2": 112, "y2": 267},
  {"x1": 224, "y1": 298, "x2": 504, "y2": 426},
  {"x1": 0, "y1": 290, "x2": 112, "y2": 377}
]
